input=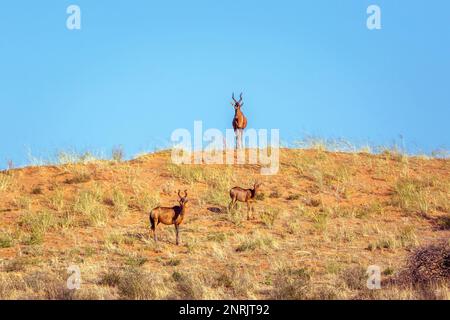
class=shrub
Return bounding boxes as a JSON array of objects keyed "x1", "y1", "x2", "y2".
[
  {"x1": 399, "y1": 240, "x2": 450, "y2": 285},
  {"x1": 215, "y1": 265, "x2": 255, "y2": 298},
  {"x1": 125, "y1": 254, "x2": 148, "y2": 267},
  {"x1": 269, "y1": 190, "x2": 281, "y2": 198},
  {"x1": 206, "y1": 232, "x2": 227, "y2": 243},
  {"x1": 98, "y1": 269, "x2": 122, "y2": 287},
  {"x1": 167, "y1": 164, "x2": 206, "y2": 183},
  {"x1": 74, "y1": 189, "x2": 107, "y2": 227},
  {"x1": 118, "y1": 268, "x2": 170, "y2": 300},
  {"x1": 227, "y1": 207, "x2": 243, "y2": 226},
  {"x1": 260, "y1": 208, "x2": 280, "y2": 228},
  {"x1": 271, "y1": 267, "x2": 311, "y2": 300},
  {"x1": 135, "y1": 190, "x2": 160, "y2": 212},
  {"x1": 171, "y1": 271, "x2": 205, "y2": 300},
  {"x1": 392, "y1": 178, "x2": 429, "y2": 214},
  {"x1": 110, "y1": 188, "x2": 128, "y2": 218},
  {"x1": 236, "y1": 232, "x2": 277, "y2": 252},
  {"x1": 31, "y1": 186, "x2": 43, "y2": 195},
  {"x1": 397, "y1": 226, "x2": 419, "y2": 248},
  {"x1": 0, "y1": 232, "x2": 14, "y2": 248},
  {"x1": 286, "y1": 194, "x2": 300, "y2": 201},
  {"x1": 340, "y1": 266, "x2": 367, "y2": 290},
  {"x1": 255, "y1": 193, "x2": 265, "y2": 201},
  {"x1": 50, "y1": 189, "x2": 65, "y2": 212},
  {"x1": 0, "y1": 273, "x2": 27, "y2": 299},
  {"x1": 0, "y1": 173, "x2": 12, "y2": 192},
  {"x1": 203, "y1": 188, "x2": 229, "y2": 207},
  {"x1": 367, "y1": 236, "x2": 397, "y2": 251},
  {"x1": 19, "y1": 211, "x2": 56, "y2": 235},
  {"x1": 65, "y1": 165, "x2": 92, "y2": 184},
  {"x1": 15, "y1": 196, "x2": 32, "y2": 210},
  {"x1": 312, "y1": 211, "x2": 329, "y2": 232},
  {"x1": 112, "y1": 145, "x2": 125, "y2": 162}
]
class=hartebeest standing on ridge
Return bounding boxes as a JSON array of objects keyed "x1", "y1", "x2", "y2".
[
  {"x1": 149, "y1": 190, "x2": 189, "y2": 245},
  {"x1": 231, "y1": 92, "x2": 248, "y2": 149},
  {"x1": 229, "y1": 182, "x2": 262, "y2": 220}
]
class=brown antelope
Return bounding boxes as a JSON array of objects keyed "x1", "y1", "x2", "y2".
[
  {"x1": 229, "y1": 182, "x2": 262, "y2": 220},
  {"x1": 149, "y1": 190, "x2": 189, "y2": 245},
  {"x1": 231, "y1": 92, "x2": 248, "y2": 149}
]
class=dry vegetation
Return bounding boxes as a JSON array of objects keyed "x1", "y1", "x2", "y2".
[{"x1": 0, "y1": 148, "x2": 449, "y2": 300}]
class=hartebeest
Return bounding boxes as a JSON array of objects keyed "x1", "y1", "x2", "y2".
[
  {"x1": 149, "y1": 190, "x2": 189, "y2": 245},
  {"x1": 229, "y1": 182, "x2": 262, "y2": 220},
  {"x1": 231, "y1": 92, "x2": 248, "y2": 149}
]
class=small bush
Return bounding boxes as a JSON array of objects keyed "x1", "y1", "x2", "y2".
[
  {"x1": 203, "y1": 188, "x2": 229, "y2": 207},
  {"x1": 66, "y1": 165, "x2": 92, "y2": 184},
  {"x1": 355, "y1": 202, "x2": 383, "y2": 219},
  {"x1": 31, "y1": 186, "x2": 43, "y2": 195},
  {"x1": 74, "y1": 189, "x2": 107, "y2": 227},
  {"x1": 0, "y1": 174, "x2": 12, "y2": 192},
  {"x1": 125, "y1": 254, "x2": 148, "y2": 267},
  {"x1": 255, "y1": 193, "x2": 265, "y2": 201},
  {"x1": 207, "y1": 232, "x2": 227, "y2": 243},
  {"x1": 399, "y1": 240, "x2": 450, "y2": 285},
  {"x1": 19, "y1": 211, "x2": 56, "y2": 235},
  {"x1": 135, "y1": 190, "x2": 160, "y2": 212},
  {"x1": 227, "y1": 207, "x2": 243, "y2": 226},
  {"x1": 271, "y1": 267, "x2": 311, "y2": 300},
  {"x1": 167, "y1": 164, "x2": 206, "y2": 184},
  {"x1": 340, "y1": 266, "x2": 367, "y2": 290},
  {"x1": 367, "y1": 236, "x2": 397, "y2": 251},
  {"x1": 216, "y1": 265, "x2": 255, "y2": 298},
  {"x1": 0, "y1": 232, "x2": 14, "y2": 248},
  {"x1": 171, "y1": 271, "x2": 205, "y2": 300},
  {"x1": 118, "y1": 268, "x2": 170, "y2": 299},
  {"x1": 22, "y1": 230, "x2": 44, "y2": 246},
  {"x1": 397, "y1": 226, "x2": 419, "y2": 248},
  {"x1": 0, "y1": 273, "x2": 27, "y2": 299},
  {"x1": 269, "y1": 190, "x2": 281, "y2": 198},
  {"x1": 285, "y1": 220, "x2": 300, "y2": 234},
  {"x1": 15, "y1": 196, "x2": 32, "y2": 210},
  {"x1": 110, "y1": 188, "x2": 128, "y2": 218},
  {"x1": 236, "y1": 232, "x2": 277, "y2": 252},
  {"x1": 105, "y1": 232, "x2": 123, "y2": 250},
  {"x1": 163, "y1": 258, "x2": 181, "y2": 267},
  {"x1": 50, "y1": 189, "x2": 65, "y2": 212},
  {"x1": 286, "y1": 194, "x2": 300, "y2": 201},
  {"x1": 260, "y1": 208, "x2": 280, "y2": 228},
  {"x1": 98, "y1": 269, "x2": 122, "y2": 287},
  {"x1": 392, "y1": 178, "x2": 429, "y2": 214},
  {"x1": 312, "y1": 211, "x2": 329, "y2": 232},
  {"x1": 112, "y1": 145, "x2": 125, "y2": 162}
]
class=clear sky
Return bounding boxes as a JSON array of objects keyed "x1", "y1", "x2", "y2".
[{"x1": 1, "y1": 0, "x2": 449, "y2": 168}]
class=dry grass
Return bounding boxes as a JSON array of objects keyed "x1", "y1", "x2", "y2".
[
  {"x1": 0, "y1": 148, "x2": 448, "y2": 300},
  {"x1": 73, "y1": 188, "x2": 107, "y2": 226}
]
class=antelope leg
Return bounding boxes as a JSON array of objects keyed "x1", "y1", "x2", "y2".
[{"x1": 175, "y1": 224, "x2": 180, "y2": 245}]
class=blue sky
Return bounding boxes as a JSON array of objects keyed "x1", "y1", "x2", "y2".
[{"x1": 0, "y1": 0, "x2": 449, "y2": 167}]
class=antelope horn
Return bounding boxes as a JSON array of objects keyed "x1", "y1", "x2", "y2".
[
  {"x1": 238, "y1": 93, "x2": 243, "y2": 103},
  {"x1": 184, "y1": 189, "x2": 188, "y2": 197},
  {"x1": 178, "y1": 190, "x2": 182, "y2": 198},
  {"x1": 232, "y1": 92, "x2": 237, "y2": 103}
]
